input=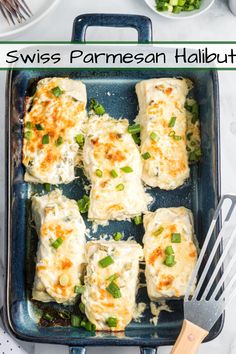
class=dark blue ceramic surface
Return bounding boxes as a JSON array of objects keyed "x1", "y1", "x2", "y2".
[{"x1": 4, "y1": 14, "x2": 222, "y2": 354}]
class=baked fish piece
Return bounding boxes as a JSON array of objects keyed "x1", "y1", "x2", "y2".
[
  {"x1": 83, "y1": 114, "x2": 150, "y2": 222},
  {"x1": 82, "y1": 241, "x2": 143, "y2": 331},
  {"x1": 143, "y1": 207, "x2": 197, "y2": 300},
  {"x1": 23, "y1": 77, "x2": 87, "y2": 184},
  {"x1": 136, "y1": 78, "x2": 190, "y2": 190},
  {"x1": 32, "y1": 189, "x2": 86, "y2": 304}
]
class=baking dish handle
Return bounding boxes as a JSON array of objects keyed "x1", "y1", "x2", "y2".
[
  {"x1": 69, "y1": 346, "x2": 86, "y2": 354},
  {"x1": 72, "y1": 13, "x2": 153, "y2": 43},
  {"x1": 140, "y1": 347, "x2": 158, "y2": 354}
]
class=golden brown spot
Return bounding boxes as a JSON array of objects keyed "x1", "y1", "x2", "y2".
[
  {"x1": 149, "y1": 247, "x2": 164, "y2": 265},
  {"x1": 165, "y1": 87, "x2": 173, "y2": 95},
  {"x1": 61, "y1": 259, "x2": 73, "y2": 270},
  {"x1": 156, "y1": 275, "x2": 174, "y2": 290}
]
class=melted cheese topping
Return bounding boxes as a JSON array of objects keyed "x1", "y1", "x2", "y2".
[
  {"x1": 143, "y1": 207, "x2": 197, "y2": 300},
  {"x1": 23, "y1": 78, "x2": 87, "y2": 184},
  {"x1": 136, "y1": 78, "x2": 190, "y2": 190},
  {"x1": 82, "y1": 241, "x2": 143, "y2": 331},
  {"x1": 83, "y1": 114, "x2": 150, "y2": 222},
  {"x1": 32, "y1": 190, "x2": 86, "y2": 304}
]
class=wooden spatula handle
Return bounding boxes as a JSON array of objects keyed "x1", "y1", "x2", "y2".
[{"x1": 170, "y1": 319, "x2": 209, "y2": 354}]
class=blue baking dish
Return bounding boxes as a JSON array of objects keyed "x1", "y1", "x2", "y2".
[{"x1": 3, "y1": 14, "x2": 222, "y2": 354}]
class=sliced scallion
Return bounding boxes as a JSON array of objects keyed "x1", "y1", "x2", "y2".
[
  {"x1": 35, "y1": 123, "x2": 44, "y2": 131},
  {"x1": 165, "y1": 245, "x2": 174, "y2": 255},
  {"x1": 55, "y1": 136, "x2": 63, "y2": 146},
  {"x1": 110, "y1": 169, "x2": 118, "y2": 178},
  {"x1": 106, "y1": 273, "x2": 119, "y2": 282},
  {"x1": 142, "y1": 152, "x2": 151, "y2": 160},
  {"x1": 168, "y1": 116, "x2": 177, "y2": 128},
  {"x1": 96, "y1": 169, "x2": 103, "y2": 177},
  {"x1": 153, "y1": 226, "x2": 164, "y2": 236},
  {"x1": 51, "y1": 86, "x2": 64, "y2": 97},
  {"x1": 51, "y1": 237, "x2": 63, "y2": 249},
  {"x1": 164, "y1": 254, "x2": 176, "y2": 267},
  {"x1": 74, "y1": 285, "x2": 85, "y2": 294},
  {"x1": 106, "y1": 281, "x2": 121, "y2": 298},
  {"x1": 171, "y1": 233, "x2": 181, "y2": 243},
  {"x1": 116, "y1": 183, "x2": 124, "y2": 191},
  {"x1": 75, "y1": 134, "x2": 85, "y2": 147},
  {"x1": 113, "y1": 232, "x2": 122, "y2": 241},
  {"x1": 133, "y1": 215, "x2": 142, "y2": 225},
  {"x1": 120, "y1": 166, "x2": 133, "y2": 173},
  {"x1": 128, "y1": 124, "x2": 141, "y2": 135},
  {"x1": 79, "y1": 302, "x2": 85, "y2": 314},
  {"x1": 106, "y1": 317, "x2": 117, "y2": 327},
  {"x1": 71, "y1": 314, "x2": 81, "y2": 327},
  {"x1": 42, "y1": 134, "x2": 49, "y2": 144},
  {"x1": 99, "y1": 255, "x2": 114, "y2": 268},
  {"x1": 77, "y1": 195, "x2": 90, "y2": 213}
]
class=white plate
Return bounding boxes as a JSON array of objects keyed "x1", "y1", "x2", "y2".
[
  {"x1": 0, "y1": 0, "x2": 60, "y2": 38},
  {"x1": 144, "y1": 0, "x2": 215, "y2": 19}
]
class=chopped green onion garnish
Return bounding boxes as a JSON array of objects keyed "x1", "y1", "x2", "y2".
[
  {"x1": 153, "y1": 226, "x2": 164, "y2": 236},
  {"x1": 58, "y1": 310, "x2": 71, "y2": 320},
  {"x1": 35, "y1": 123, "x2": 44, "y2": 130},
  {"x1": 133, "y1": 215, "x2": 142, "y2": 225},
  {"x1": 142, "y1": 152, "x2": 151, "y2": 160},
  {"x1": 44, "y1": 183, "x2": 51, "y2": 192},
  {"x1": 110, "y1": 169, "x2": 118, "y2": 178},
  {"x1": 116, "y1": 183, "x2": 125, "y2": 191},
  {"x1": 26, "y1": 121, "x2": 33, "y2": 129},
  {"x1": 164, "y1": 255, "x2": 176, "y2": 267},
  {"x1": 75, "y1": 134, "x2": 85, "y2": 147},
  {"x1": 168, "y1": 116, "x2": 177, "y2": 128},
  {"x1": 90, "y1": 98, "x2": 106, "y2": 115},
  {"x1": 99, "y1": 255, "x2": 114, "y2": 268},
  {"x1": 120, "y1": 166, "x2": 133, "y2": 173},
  {"x1": 128, "y1": 124, "x2": 141, "y2": 135},
  {"x1": 132, "y1": 133, "x2": 141, "y2": 145},
  {"x1": 42, "y1": 134, "x2": 49, "y2": 144},
  {"x1": 24, "y1": 131, "x2": 34, "y2": 140},
  {"x1": 77, "y1": 195, "x2": 90, "y2": 213},
  {"x1": 74, "y1": 285, "x2": 85, "y2": 294},
  {"x1": 43, "y1": 313, "x2": 53, "y2": 321},
  {"x1": 79, "y1": 302, "x2": 85, "y2": 314},
  {"x1": 113, "y1": 232, "x2": 123, "y2": 241},
  {"x1": 106, "y1": 317, "x2": 118, "y2": 327},
  {"x1": 55, "y1": 136, "x2": 63, "y2": 146},
  {"x1": 84, "y1": 321, "x2": 96, "y2": 332},
  {"x1": 165, "y1": 246, "x2": 174, "y2": 255},
  {"x1": 150, "y1": 131, "x2": 158, "y2": 141},
  {"x1": 80, "y1": 319, "x2": 86, "y2": 328},
  {"x1": 106, "y1": 273, "x2": 119, "y2": 282},
  {"x1": 51, "y1": 86, "x2": 64, "y2": 97},
  {"x1": 71, "y1": 314, "x2": 81, "y2": 327},
  {"x1": 174, "y1": 135, "x2": 182, "y2": 141},
  {"x1": 171, "y1": 233, "x2": 181, "y2": 243},
  {"x1": 168, "y1": 130, "x2": 175, "y2": 138},
  {"x1": 106, "y1": 281, "x2": 122, "y2": 298},
  {"x1": 96, "y1": 169, "x2": 103, "y2": 177},
  {"x1": 51, "y1": 237, "x2": 63, "y2": 249}
]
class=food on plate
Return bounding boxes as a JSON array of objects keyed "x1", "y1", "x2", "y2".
[
  {"x1": 156, "y1": 0, "x2": 201, "y2": 14},
  {"x1": 83, "y1": 114, "x2": 150, "y2": 222},
  {"x1": 135, "y1": 78, "x2": 191, "y2": 190},
  {"x1": 23, "y1": 77, "x2": 87, "y2": 184},
  {"x1": 81, "y1": 241, "x2": 143, "y2": 331},
  {"x1": 32, "y1": 189, "x2": 86, "y2": 304},
  {"x1": 143, "y1": 207, "x2": 197, "y2": 300}
]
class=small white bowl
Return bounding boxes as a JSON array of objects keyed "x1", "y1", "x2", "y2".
[{"x1": 144, "y1": 0, "x2": 215, "y2": 19}]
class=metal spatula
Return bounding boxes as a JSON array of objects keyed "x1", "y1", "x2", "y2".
[{"x1": 171, "y1": 194, "x2": 236, "y2": 354}]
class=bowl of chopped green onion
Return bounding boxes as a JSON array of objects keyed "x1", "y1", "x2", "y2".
[{"x1": 144, "y1": 0, "x2": 215, "y2": 19}]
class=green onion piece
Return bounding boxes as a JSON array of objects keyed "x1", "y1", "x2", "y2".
[
  {"x1": 71, "y1": 314, "x2": 81, "y2": 327},
  {"x1": 35, "y1": 123, "x2": 44, "y2": 131},
  {"x1": 79, "y1": 302, "x2": 85, "y2": 314},
  {"x1": 24, "y1": 131, "x2": 34, "y2": 140},
  {"x1": 77, "y1": 195, "x2": 90, "y2": 213},
  {"x1": 113, "y1": 232, "x2": 123, "y2": 241},
  {"x1": 99, "y1": 255, "x2": 114, "y2": 268},
  {"x1": 168, "y1": 116, "x2": 177, "y2": 128},
  {"x1": 74, "y1": 285, "x2": 85, "y2": 294},
  {"x1": 106, "y1": 317, "x2": 118, "y2": 328},
  {"x1": 116, "y1": 183, "x2": 124, "y2": 191},
  {"x1": 42, "y1": 134, "x2": 49, "y2": 144},
  {"x1": 133, "y1": 215, "x2": 143, "y2": 225},
  {"x1": 171, "y1": 233, "x2": 181, "y2": 243},
  {"x1": 186, "y1": 132, "x2": 193, "y2": 140},
  {"x1": 55, "y1": 136, "x2": 63, "y2": 146},
  {"x1": 165, "y1": 245, "x2": 174, "y2": 255},
  {"x1": 150, "y1": 131, "x2": 158, "y2": 141},
  {"x1": 106, "y1": 273, "x2": 119, "y2": 282},
  {"x1": 43, "y1": 313, "x2": 53, "y2": 321},
  {"x1": 58, "y1": 310, "x2": 71, "y2": 320},
  {"x1": 106, "y1": 281, "x2": 122, "y2": 298},
  {"x1": 174, "y1": 135, "x2": 182, "y2": 141},
  {"x1": 26, "y1": 121, "x2": 33, "y2": 129},
  {"x1": 51, "y1": 237, "x2": 63, "y2": 249},
  {"x1": 84, "y1": 321, "x2": 96, "y2": 331},
  {"x1": 94, "y1": 104, "x2": 105, "y2": 115},
  {"x1": 168, "y1": 130, "x2": 175, "y2": 138},
  {"x1": 96, "y1": 169, "x2": 103, "y2": 177},
  {"x1": 164, "y1": 255, "x2": 176, "y2": 267},
  {"x1": 75, "y1": 134, "x2": 85, "y2": 147},
  {"x1": 44, "y1": 183, "x2": 51, "y2": 192},
  {"x1": 110, "y1": 169, "x2": 118, "y2": 178},
  {"x1": 51, "y1": 86, "x2": 64, "y2": 97},
  {"x1": 153, "y1": 226, "x2": 164, "y2": 236},
  {"x1": 128, "y1": 124, "x2": 141, "y2": 135},
  {"x1": 80, "y1": 319, "x2": 86, "y2": 328},
  {"x1": 132, "y1": 133, "x2": 141, "y2": 145},
  {"x1": 142, "y1": 152, "x2": 151, "y2": 160},
  {"x1": 120, "y1": 166, "x2": 133, "y2": 173}
]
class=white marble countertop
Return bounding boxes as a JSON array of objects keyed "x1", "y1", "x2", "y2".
[{"x1": 1, "y1": 0, "x2": 236, "y2": 353}]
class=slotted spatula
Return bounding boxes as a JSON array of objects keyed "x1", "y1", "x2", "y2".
[{"x1": 171, "y1": 194, "x2": 236, "y2": 354}]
